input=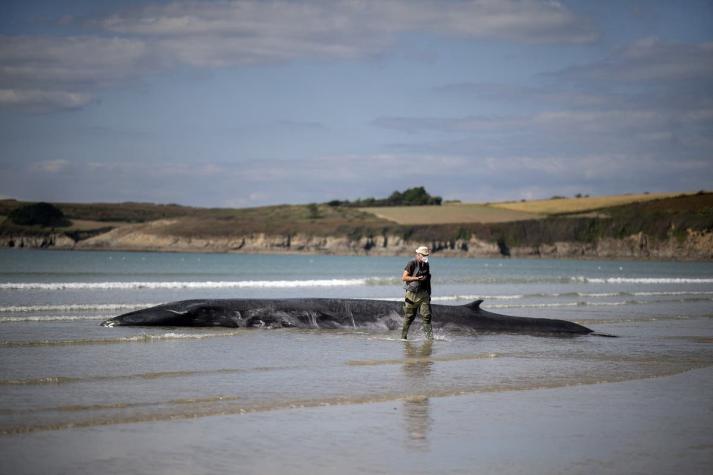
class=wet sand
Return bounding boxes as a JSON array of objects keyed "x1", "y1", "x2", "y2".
[{"x1": 3, "y1": 366, "x2": 711, "y2": 475}]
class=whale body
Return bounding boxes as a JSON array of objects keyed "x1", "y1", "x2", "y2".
[{"x1": 101, "y1": 298, "x2": 594, "y2": 335}]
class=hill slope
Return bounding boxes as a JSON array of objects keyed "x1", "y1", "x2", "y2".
[
  {"x1": 490, "y1": 191, "x2": 687, "y2": 215},
  {"x1": 360, "y1": 203, "x2": 542, "y2": 225},
  {"x1": 1, "y1": 192, "x2": 711, "y2": 259}
]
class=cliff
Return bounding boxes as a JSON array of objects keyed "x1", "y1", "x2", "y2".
[{"x1": 2, "y1": 221, "x2": 711, "y2": 260}]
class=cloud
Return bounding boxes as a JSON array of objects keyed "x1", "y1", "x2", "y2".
[
  {"x1": 435, "y1": 82, "x2": 611, "y2": 108},
  {"x1": 551, "y1": 38, "x2": 713, "y2": 85},
  {"x1": 373, "y1": 115, "x2": 527, "y2": 134},
  {"x1": 0, "y1": 89, "x2": 93, "y2": 110},
  {"x1": 30, "y1": 159, "x2": 71, "y2": 173},
  {"x1": 83, "y1": 160, "x2": 227, "y2": 178},
  {"x1": 373, "y1": 108, "x2": 678, "y2": 136},
  {"x1": 0, "y1": 0, "x2": 594, "y2": 111},
  {"x1": 376, "y1": 106, "x2": 713, "y2": 164},
  {"x1": 100, "y1": 0, "x2": 594, "y2": 44},
  {"x1": 439, "y1": 40, "x2": 713, "y2": 111},
  {"x1": 381, "y1": 37, "x2": 713, "y2": 169},
  {"x1": 0, "y1": 35, "x2": 155, "y2": 110},
  {"x1": 0, "y1": 35, "x2": 152, "y2": 86},
  {"x1": 372, "y1": 41, "x2": 713, "y2": 199},
  {"x1": 4, "y1": 145, "x2": 711, "y2": 206}
]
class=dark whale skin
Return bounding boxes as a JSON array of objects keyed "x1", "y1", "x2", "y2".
[{"x1": 101, "y1": 298, "x2": 594, "y2": 336}]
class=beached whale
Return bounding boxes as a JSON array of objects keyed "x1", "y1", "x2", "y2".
[{"x1": 101, "y1": 298, "x2": 594, "y2": 335}]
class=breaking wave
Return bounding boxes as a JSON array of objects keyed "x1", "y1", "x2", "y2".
[
  {"x1": 0, "y1": 315, "x2": 109, "y2": 323},
  {"x1": 0, "y1": 279, "x2": 370, "y2": 290},
  {"x1": 572, "y1": 277, "x2": 713, "y2": 284},
  {"x1": 0, "y1": 303, "x2": 160, "y2": 313},
  {"x1": 431, "y1": 290, "x2": 713, "y2": 303},
  {"x1": 2, "y1": 276, "x2": 712, "y2": 292},
  {"x1": 485, "y1": 298, "x2": 713, "y2": 309}
]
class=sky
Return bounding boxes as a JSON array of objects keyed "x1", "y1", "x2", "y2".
[{"x1": 1, "y1": 0, "x2": 712, "y2": 208}]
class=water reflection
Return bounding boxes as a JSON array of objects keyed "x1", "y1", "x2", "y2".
[{"x1": 402, "y1": 340, "x2": 433, "y2": 450}]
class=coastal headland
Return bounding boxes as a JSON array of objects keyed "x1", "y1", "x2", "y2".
[{"x1": 1, "y1": 191, "x2": 711, "y2": 260}]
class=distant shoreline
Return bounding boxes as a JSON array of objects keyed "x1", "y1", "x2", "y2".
[
  {"x1": 2, "y1": 191, "x2": 712, "y2": 260},
  {"x1": 1, "y1": 239, "x2": 710, "y2": 262}
]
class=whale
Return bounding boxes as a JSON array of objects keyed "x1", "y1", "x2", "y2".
[{"x1": 101, "y1": 298, "x2": 596, "y2": 336}]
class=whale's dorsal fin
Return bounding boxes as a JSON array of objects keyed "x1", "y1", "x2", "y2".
[{"x1": 466, "y1": 299, "x2": 483, "y2": 311}]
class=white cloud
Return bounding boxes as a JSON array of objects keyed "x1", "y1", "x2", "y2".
[
  {"x1": 0, "y1": 0, "x2": 595, "y2": 111},
  {"x1": 101, "y1": 0, "x2": 594, "y2": 44},
  {"x1": 5, "y1": 149, "x2": 712, "y2": 206},
  {"x1": 553, "y1": 38, "x2": 713, "y2": 84},
  {"x1": 0, "y1": 35, "x2": 152, "y2": 86},
  {"x1": 0, "y1": 89, "x2": 93, "y2": 110},
  {"x1": 374, "y1": 108, "x2": 672, "y2": 135},
  {"x1": 0, "y1": 35, "x2": 154, "y2": 111},
  {"x1": 31, "y1": 160, "x2": 71, "y2": 173},
  {"x1": 98, "y1": 0, "x2": 594, "y2": 69}
]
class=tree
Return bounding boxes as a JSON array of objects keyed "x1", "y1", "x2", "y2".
[{"x1": 8, "y1": 202, "x2": 71, "y2": 227}]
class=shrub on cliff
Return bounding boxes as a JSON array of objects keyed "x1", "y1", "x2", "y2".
[
  {"x1": 328, "y1": 186, "x2": 442, "y2": 207},
  {"x1": 8, "y1": 202, "x2": 71, "y2": 227}
]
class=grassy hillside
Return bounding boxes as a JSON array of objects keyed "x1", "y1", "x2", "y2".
[
  {"x1": 0, "y1": 200, "x2": 392, "y2": 238},
  {"x1": 485, "y1": 192, "x2": 713, "y2": 247},
  {"x1": 1, "y1": 191, "x2": 690, "y2": 230},
  {"x1": 149, "y1": 203, "x2": 391, "y2": 238},
  {"x1": 0, "y1": 200, "x2": 198, "y2": 223},
  {"x1": 360, "y1": 203, "x2": 542, "y2": 225},
  {"x1": 357, "y1": 192, "x2": 694, "y2": 225},
  {"x1": 490, "y1": 192, "x2": 687, "y2": 215}
]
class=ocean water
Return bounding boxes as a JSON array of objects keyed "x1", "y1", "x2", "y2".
[{"x1": 1, "y1": 249, "x2": 712, "y2": 474}]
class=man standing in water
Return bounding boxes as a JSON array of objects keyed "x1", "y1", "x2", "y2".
[{"x1": 401, "y1": 246, "x2": 433, "y2": 340}]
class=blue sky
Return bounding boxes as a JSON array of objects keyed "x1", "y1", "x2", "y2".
[{"x1": 1, "y1": 0, "x2": 711, "y2": 207}]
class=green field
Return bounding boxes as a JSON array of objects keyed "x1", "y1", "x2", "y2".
[
  {"x1": 490, "y1": 192, "x2": 688, "y2": 215},
  {"x1": 358, "y1": 192, "x2": 697, "y2": 224},
  {"x1": 0, "y1": 200, "x2": 392, "y2": 237},
  {"x1": 360, "y1": 203, "x2": 542, "y2": 225}
]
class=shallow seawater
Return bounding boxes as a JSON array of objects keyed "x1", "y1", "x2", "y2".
[{"x1": 1, "y1": 249, "x2": 712, "y2": 474}]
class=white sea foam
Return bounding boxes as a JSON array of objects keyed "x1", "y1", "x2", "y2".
[
  {"x1": 575, "y1": 292, "x2": 623, "y2": 297},
  {"x1": 572, "y1": 277, "x2": 713, "y2": 284},
  {"x1": 0, "y1": 279, "x2": 369, "y2": 291},
  {"x1": 549, "y1": 290, "x2": 713, "y2": 298},
  {"x1": 4, "y1": 276, "x2": 710, "y2": 291},
  {"x1": 486, "y1": 298, "x2": 712, "y2": 309},
  {"x1": 630, "y1": 290, "x2": 713, "y2": 296},
  {"x1": 486, "y1": 301, "x2": 637, "y2": 309},
  {"x1": 372, "y1": 290, "x2": 713, "y2": 305},
  {"x1": 488, "y1": 302, "x2": 583, "y2": 309},
  {"x1": 0, "y1": 303, "x2": 161, "y2": 313},
  {"x1": 430, "y1": 294, "x2": 524, "y2": 302},
  {"x1": 0, "y1": 315, "x2": 108, "y2": 323}
]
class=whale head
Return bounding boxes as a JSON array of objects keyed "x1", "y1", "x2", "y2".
[{"x1": 101, "y1": 300, "x2": 242, "y2": 327}]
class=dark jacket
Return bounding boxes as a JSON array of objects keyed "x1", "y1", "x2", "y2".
[{"x1": 404, "y1": 258, "x2": 431, "y2": 294}]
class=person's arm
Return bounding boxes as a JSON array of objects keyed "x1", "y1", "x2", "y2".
[{"x1": 402, "y1": 269, "x2": 425, "y2": 283}]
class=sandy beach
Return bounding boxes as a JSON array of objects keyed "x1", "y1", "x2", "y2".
[{"x1": 2, "y1": 366, "x2": 711, "y2": 475}]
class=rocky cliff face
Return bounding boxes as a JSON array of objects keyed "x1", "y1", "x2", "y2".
[
  {"x1": 68, "y1": 220, "x2": 502, "y2": 256},
  {"x1": 508, "y1": 229, "x2": 713, "y2": 260},
  {"x1": 2, "y1": 220, "x2": 711, "y2": 260},
  {"x1": 0, "y1": 233, "x2": 75, "y2": 249}
]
